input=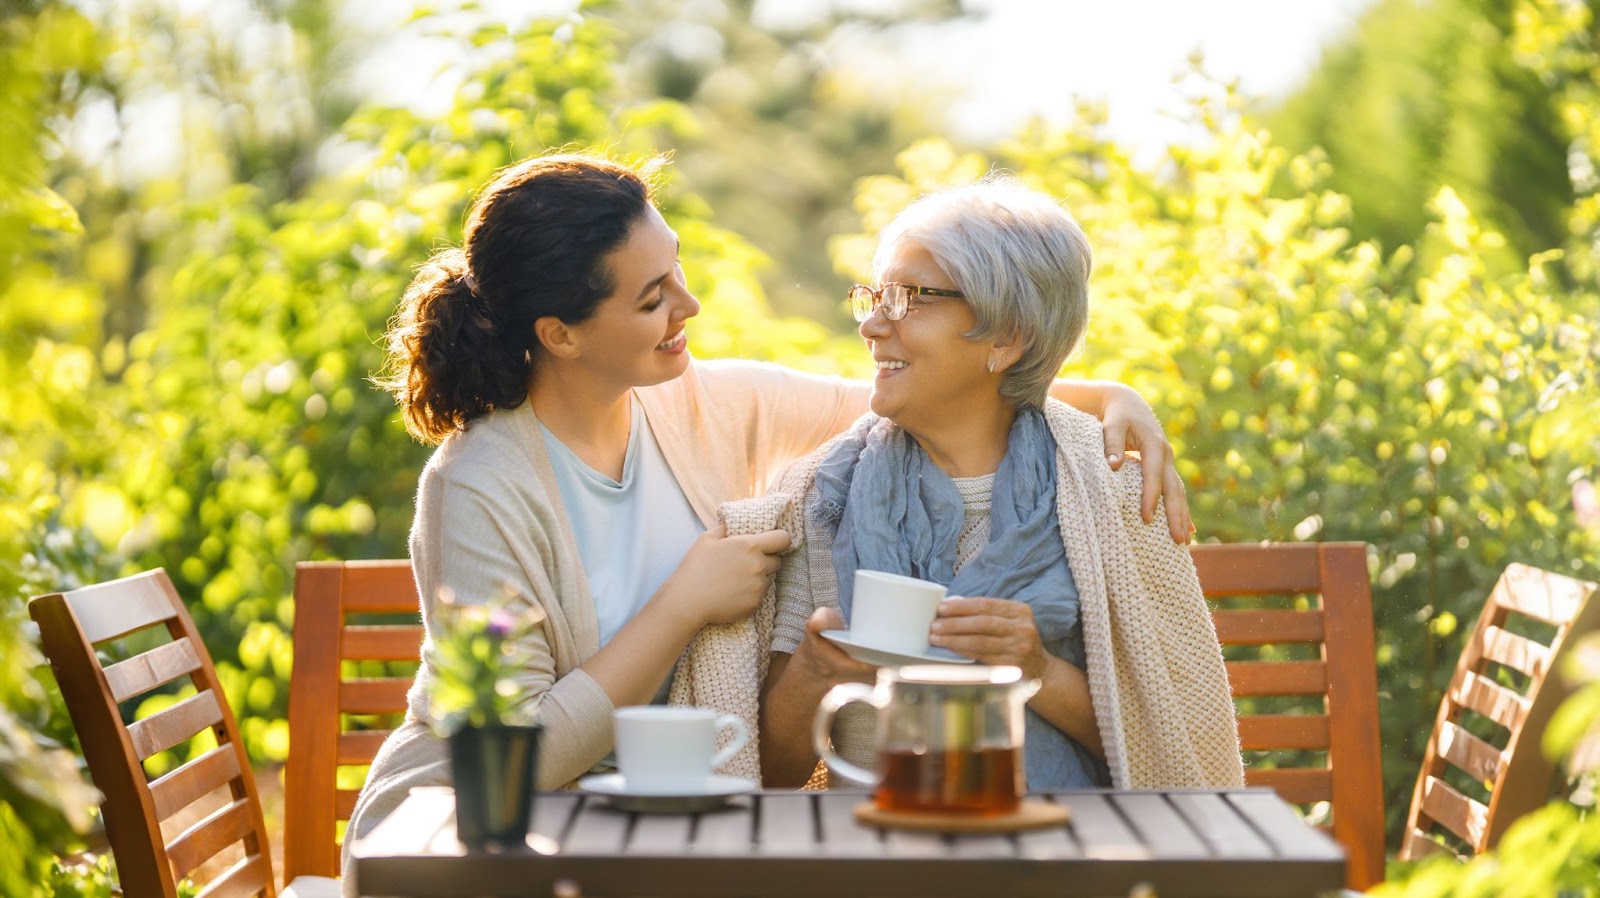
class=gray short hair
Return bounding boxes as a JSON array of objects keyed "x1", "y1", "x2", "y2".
[{"x1": 873, "y1": 176, "x2": 1091, "y2": 409}]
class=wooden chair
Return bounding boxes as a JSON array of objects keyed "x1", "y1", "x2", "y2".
[
  {"x1": 283, "y1": 561, "x2": 421, "y2": 881},
  {"x1": 1399, "y1": 563, "x2": 1600, "y2": 860},
  {"x1": 1191, "y1": 542, "x2": 1385, "y2": 892},
  {"x1": 28, "y1": 569, "x2": 336, "y2": 898}
]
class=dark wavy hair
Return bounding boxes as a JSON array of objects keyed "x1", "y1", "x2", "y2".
[{"x1": 377, "y1": 154, "x2": 657, "y2": 443}]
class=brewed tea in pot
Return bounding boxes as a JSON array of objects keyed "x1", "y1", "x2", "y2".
[{"x1": 814, "y1": 664, "x2": 1040, "y2": 815}]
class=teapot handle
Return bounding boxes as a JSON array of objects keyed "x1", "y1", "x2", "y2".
[{"x1": 813, "y1": 682, "x2": 881, "y2": 787}]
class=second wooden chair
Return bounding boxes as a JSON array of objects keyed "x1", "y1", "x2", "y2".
[
  {"x1": 1399, "y1": 563, "x2": 1600, "y2": 860},
  {"x1": 283, "y1": 560, "x2": 421, "y2": 882},
  {"x1": 1191, "y1": 541, "x2": 1385, "y2": 892}
]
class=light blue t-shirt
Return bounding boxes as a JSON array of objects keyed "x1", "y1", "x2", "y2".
[{"x1": 539, "y1": 399, "x2": 704, "y2": 648}]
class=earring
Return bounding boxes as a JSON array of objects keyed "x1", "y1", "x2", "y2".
[{"x1": 987, "y1": 359, "x2": 996, "y2": 374}]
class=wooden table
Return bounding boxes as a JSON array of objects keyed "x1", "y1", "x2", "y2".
[{"x1": 350, "y1": 787, "x2": 1346, "y2": 898}]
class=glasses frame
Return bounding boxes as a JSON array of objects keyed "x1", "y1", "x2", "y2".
[{"x1": 847, "y1": 282, "x2": 966, "y2": 322}]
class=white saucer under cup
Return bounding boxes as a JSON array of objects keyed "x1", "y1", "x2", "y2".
[
  {"x1": 849, "y1": 570, "x2": 955, "y2": 657},
  {"x1": 820, "y1": 629, "x2": 975, "y2": 667},
  {"x1": 577, "y1": 771, "x2": 758, "y2": 813}
]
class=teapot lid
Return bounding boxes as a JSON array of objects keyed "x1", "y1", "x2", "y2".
[{"x1": 893, "y1": 664, "x2": 1025, "y2": 685}]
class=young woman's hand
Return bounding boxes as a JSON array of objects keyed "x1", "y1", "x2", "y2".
[
  {"x1": 662, "y1": 524, "x2": 790, "y2": 626},
  {"x1": 928, "y1": 597, "x2": 1050, "y2": 679},
  {"x1": 1099, "y1": 384, "x2": 1192, "y2": 544}
]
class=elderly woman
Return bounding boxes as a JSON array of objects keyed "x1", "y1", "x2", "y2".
[{"x1": 759, "y1": 178, "x2": 1244, "y2": 790}]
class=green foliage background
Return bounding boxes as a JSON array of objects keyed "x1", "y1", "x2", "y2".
[{"x1": 3, "y1": 0, "x2": 1598, "y2": 894}]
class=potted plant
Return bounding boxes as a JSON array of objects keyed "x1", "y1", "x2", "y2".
[{"x1": 426, "y1": 589, "x2": 544, "y2": 852}]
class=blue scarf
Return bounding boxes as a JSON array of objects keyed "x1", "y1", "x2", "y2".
[{"x1": 811, "y1": 408, "x2": 1108, "y2": 788}]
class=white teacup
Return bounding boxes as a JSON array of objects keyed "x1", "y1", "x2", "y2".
[
  {"x1": 613, "y1": 706, "x2": 749, "y2": 793},
  {"x1": 849, "y1": 570, "x2": 953, "y2": 657}
]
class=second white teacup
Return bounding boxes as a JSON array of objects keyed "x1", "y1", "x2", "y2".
[
  {"x1": 613, "y1": 706, "x2": 748, "y2": 793},
  {"x1": 849, "y1": 569, "x2": 952, "y2": 656}
]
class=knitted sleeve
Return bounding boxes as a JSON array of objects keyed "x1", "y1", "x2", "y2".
[{"x1": 1113, "y1": 466, "x2": 1246, "y2": 788}]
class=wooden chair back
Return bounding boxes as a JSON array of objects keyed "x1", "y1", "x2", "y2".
[
  {"x1": 1399, "y1": 563, "x2": 1600, "y2": 860},
  {"x1": 283, "y1": 561, "x2": 421, "y2": 881},
  {"x1": 1191, "y1": 542, "x2": 1385, "y2": 891},
  {"x1": 28, "y1": 569, "x2": 280, "y2": 898}
]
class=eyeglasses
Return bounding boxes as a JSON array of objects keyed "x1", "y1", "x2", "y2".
[{"x1": 847, "y1": 282, "x2": 966, "y2": 322}]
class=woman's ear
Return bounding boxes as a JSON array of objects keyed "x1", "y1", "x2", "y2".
[
  {"x1": 987, "y1": 330, "x2": 1026, "y2": 375},
  {"x1": 534, "y1": 316, "x2": 580, "y2": 360}
]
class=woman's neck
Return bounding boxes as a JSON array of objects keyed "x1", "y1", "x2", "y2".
[
  {"x1": 901, "y1": 401, "x2": 1017, "y2": 478},
  {"x1": 527, "y1": 361, "x2": 633, "y2": 480}
]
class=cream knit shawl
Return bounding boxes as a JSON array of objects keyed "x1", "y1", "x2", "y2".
[{"x1": 673, "y1": 400, "x2": 1244, "y2": 789}]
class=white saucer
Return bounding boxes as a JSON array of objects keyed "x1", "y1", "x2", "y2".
[
  {"x1": 577, "y1": 773, "x2": 756, "y2": 813},
  {"x1": 819, "y1": 630, "x2": 974, "y2": 667}
]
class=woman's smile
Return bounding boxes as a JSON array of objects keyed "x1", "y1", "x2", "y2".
[{"x1": 656, "y1": 331, "x2": 688, "y2": 354}]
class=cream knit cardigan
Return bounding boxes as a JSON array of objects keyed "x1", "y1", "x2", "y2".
[
  {"x1": 341, "y1": 360, "x2": 865, "y2": 891},
  {"x1": 679, "y1": 400, "x2": 1245, "y2": 790}
]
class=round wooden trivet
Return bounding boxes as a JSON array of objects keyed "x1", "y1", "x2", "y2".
[{"x1": 853, "y1": 799, "x2": 1069, "y2": 833}]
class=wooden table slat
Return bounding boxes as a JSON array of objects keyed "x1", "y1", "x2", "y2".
[
  {"x1": 1056, "y1": 793, "x2": 1149, "y2": 860},
  {"x1": 690, "y1": 796, "x2": 756, "y2": 855},
  {"x1": 815, "y1": 793, "x2": 887, "y2": 858},
  {"x1": 1013, "y1": 795, "x2": 1081, "y2": 860},
  {"x1": 949, "y1": 832, "x2": 1016, "y2": 858},
  {"x1": 1110, "y1": 793, "x2": 1212, "y2": 859},
  {"x1": 531, "y1": 792, "x2": 580, "y2": 845},
  {"x1": 630, "y1": 808, "x2": 695, "y2": 854},
  {"x1": 562, "y1": 798, "x2": 632, "y2": 854},
  {"x1": 1224, "y1": 790, "x2": 1345, "y2": 860},
  {"x1": 1166, "y1": 792, "x2": 1275, "y2": 858},
  {"x1": 757, "y1": 793, "x2": 817, "y2": 855}
]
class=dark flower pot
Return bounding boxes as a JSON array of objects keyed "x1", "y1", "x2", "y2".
[{"x1": 449, "y1": 723, "x2": 542, "y2": 851}]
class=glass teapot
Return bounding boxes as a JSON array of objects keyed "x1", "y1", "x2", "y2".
[{"x1": 813, "y1": 664, "x2": 1041, "y2": 815}]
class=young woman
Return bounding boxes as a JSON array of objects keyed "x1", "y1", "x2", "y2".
[{"x1": 344, "y1": 155, "x2": 1191, "y2": 878}]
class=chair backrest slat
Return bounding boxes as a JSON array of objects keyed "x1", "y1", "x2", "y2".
[
  {"x1": 1454, "y1": 671, "x2": 1529, "y2": 731},
  {"x1": 1192, "y1": 541, "x2": 1384, "y2": 892},
  {"x1": 104, "y1": 638, "x2": 203, "y2": 702},
  {"x1": 197, "y1": 853, "x2": 274, "y2": 898},
  {"x1": 284, "y1": 560, "x2": 421, "y2": 881},
  {"x1": 336, "y1": 730, "x2": 391, "y2": 764},
  {"x1": 1417, "y1": 775, "x2": 1488, "y2": 846},
  {"x1": 342, "y1": 625, "x2": 427, "y2": 661},
  {"x1": 1401, "y1": 563, "x2": 1600, "y2": 860},
  {"x1": 1478, "y1": 625, "x2": 1551, "y2": 679},
  {"x1": 1237, "y1": 714, "x2": 1330, "y2": 750},
  {"x1": 150, "y1": 745, "x2": 244, "y2": 822},
  {"x1": 1212, "y1": 609, "x2": 1325, "y2": 643},
  {"x1": 1226, "y1": 660, "x2": 1327, "y2": 696},
  {"x1": 67, "y1": 574, "x2": 181, "y2": 643},
  {"x1": 167, "y1": 798, "x2": 257, "y2": 881},
  {"x1": 29, "y1": 569, "x2": 277, "y2": 898},
  {"x1": 1434, "y1": 721, "x2": 1503, "y2": 785},
  {"x1": 127, "y1": 691, "x2": 225, "y2": 760},
  {"x1": 1248, "y1": 767, "x2": 1333, "y2": 803}
]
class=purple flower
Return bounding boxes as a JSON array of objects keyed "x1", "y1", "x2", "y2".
[{"x1": 486, "y1": 607, "x2": 518, "y2": 639}]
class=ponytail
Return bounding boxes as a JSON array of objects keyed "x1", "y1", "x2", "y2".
[{"x1": 377, "y1": 249, "x2": 531, "y2": 444}]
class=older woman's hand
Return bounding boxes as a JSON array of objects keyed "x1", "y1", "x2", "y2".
[
  {"x1": 927, "y1": 597, "x2": 1051, "y2": 679},
  {"x1": 1099, "y1": 384, "x2": 1192, "y2": 544},
  {"x1": 792, "y1": 607, "x2": 878, "y2": 686}
]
